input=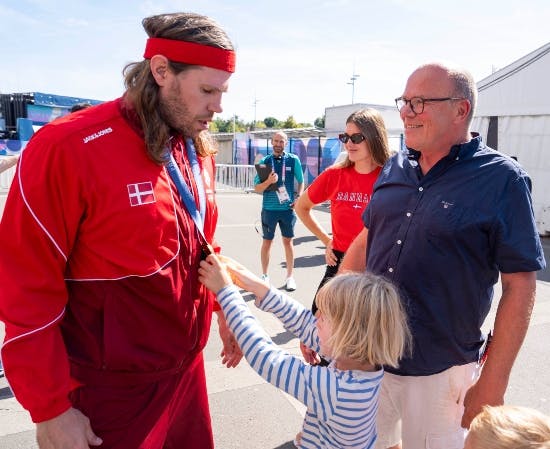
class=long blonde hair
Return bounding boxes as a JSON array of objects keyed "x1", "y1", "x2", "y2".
[
  {"x1": 123, "y1": 13, "x2": 233, "y2": 163},
  {"x1": 315, "y1": 272, "x2": 410, "y2": 367}
]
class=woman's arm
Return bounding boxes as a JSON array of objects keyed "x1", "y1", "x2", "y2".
[
  {"x1": 338, "y1": 227, "x2": 368, "y2": 273},
  {"x1": 295, "y1": 191, "x2": 331, "y2": 246}
]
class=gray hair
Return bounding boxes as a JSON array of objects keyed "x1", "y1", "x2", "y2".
[{"x1": 448, "y1": 67, "x2": 477, "y2": 124}]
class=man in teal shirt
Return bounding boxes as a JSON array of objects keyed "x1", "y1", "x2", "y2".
[{"x1": 254, "y1": 131, "x2": 304, "y2": 290}]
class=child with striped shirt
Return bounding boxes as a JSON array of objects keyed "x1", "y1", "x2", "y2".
[{"x1": 199, "y1": 255, "x2": 410, "y2": 448}]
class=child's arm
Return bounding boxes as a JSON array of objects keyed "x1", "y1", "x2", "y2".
[
  {"x1": 255, "y1": 289, "x2": 322, "y2": 355},
  {"x1": 199, "y1": 256, "x2": 327, "y2": 409},
  {"x1": 214, "y1": 255, "x2": 323, "y2": 354},
  {"x1": 216, "y1": 254, "x2": 270, "y2": 299},
  {"x1": 215, "y1": 283, "x2": 334, "y2": 413}
]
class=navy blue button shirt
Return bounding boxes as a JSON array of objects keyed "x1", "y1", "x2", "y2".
[{"x1": 363, "y1": 136, "x2": 546, "y2": 376}]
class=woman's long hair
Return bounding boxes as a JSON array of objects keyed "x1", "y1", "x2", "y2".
[{"x1": 335, "y1": 108, "x2": 391, "y2": 169}]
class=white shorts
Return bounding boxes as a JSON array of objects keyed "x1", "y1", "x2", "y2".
[{"x1": 375, "y1": 363, "x2": 479, "y2": 449}]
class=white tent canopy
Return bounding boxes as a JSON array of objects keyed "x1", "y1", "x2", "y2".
[{"x1": 472, "y1": 42, "x2": 550, "y2": 236}]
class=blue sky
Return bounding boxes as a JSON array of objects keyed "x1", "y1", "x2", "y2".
[{"x1": 1, "y1": 0, "x2": 548, "y2": 124}]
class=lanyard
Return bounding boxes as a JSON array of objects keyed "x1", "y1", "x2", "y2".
[
  {"x1": 166, "y1": 138, "x2": 213, "y2": 255},
  {"x1": 184, "y1": 138, "x2": 206, "y2": 225},
  {"x1": 271, "y1": 154, "x2": 286, "y2": 184}
]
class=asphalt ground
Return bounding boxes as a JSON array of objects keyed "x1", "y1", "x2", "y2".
[{"x1": 1, "y1": 190, "x2": 549, "y2": 448}]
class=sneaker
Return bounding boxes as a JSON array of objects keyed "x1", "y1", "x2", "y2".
[
  {"x1": 261, "y1": 274, "x2": 270, "y2": 284},
  {"x1": 285, "y1": 276, "x2": 297, "y2": 291}
]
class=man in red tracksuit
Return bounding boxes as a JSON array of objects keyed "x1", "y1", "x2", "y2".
[{"x1": 0, "y1": 12, "x2": 241, "y2": 449}]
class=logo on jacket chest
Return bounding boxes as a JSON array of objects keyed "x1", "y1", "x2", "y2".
[{"x1": 127, "y1": 182, "x2": 156, "y2": 206}]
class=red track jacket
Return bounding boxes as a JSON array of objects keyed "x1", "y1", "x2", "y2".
[{"x1": 0, "y1": 98, "x2": 219, "y2": 423}]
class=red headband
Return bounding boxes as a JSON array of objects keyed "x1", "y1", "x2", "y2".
[{"x1": 143, "y1": 37, "x2": 236, "y2": 73}]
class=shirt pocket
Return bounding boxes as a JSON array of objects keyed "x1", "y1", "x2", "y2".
[{"x1": 422, "y1": 195, "x2": 468, "y2": 238}]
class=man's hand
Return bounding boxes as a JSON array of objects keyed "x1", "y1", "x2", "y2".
[
  {"x1": 461, "y1": 271, "x2": 536, "y2": 428},
  {"x1": 461, "y1": 376, "x2": 504, "y2": 428},
  {"x1": 36, "y1": 407, "x2": 102, "y2": 449},
  {"x1": 267, "y1": 171, "x2": 278, "y2": 185},
  {"x1": 216, "y1": 311, "x2": 243, "y2": 368}
]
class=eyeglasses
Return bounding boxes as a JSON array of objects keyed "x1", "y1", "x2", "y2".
[
  {"x1": 338, "y1": 133, "x2": 366, "y2": 144},
  {"x1": 395, "y1": 96, "x2": 464, "y2": 114}
]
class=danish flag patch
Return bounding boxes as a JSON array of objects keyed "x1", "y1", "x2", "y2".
[{"x1": 127, "y1": 182, "x2": 156, "y2": 206}]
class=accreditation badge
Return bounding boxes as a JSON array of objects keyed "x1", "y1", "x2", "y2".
[{"x1": 276, "y1": 186, "x2": 290, "y2": 204}]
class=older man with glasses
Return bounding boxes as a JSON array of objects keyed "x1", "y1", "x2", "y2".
[{"x1": 341, "y1": 62, "x2": 546, "y2": 449}]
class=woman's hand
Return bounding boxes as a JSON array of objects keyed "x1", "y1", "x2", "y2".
[{"x1": 324, "y1": 239, "x2": 337, "y2": 266}]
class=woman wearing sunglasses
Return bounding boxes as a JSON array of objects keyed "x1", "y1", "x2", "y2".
[{"x1": 295, "y1": 108, "x2": 391, "y2": 364}]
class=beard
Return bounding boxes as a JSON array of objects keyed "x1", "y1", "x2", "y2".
[{"x1": 159, "y1": 80, "x2": 209, "y2": 138}]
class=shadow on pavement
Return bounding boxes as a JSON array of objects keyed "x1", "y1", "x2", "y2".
[
  {"x1": 312, "y1": 203, "x2": 331, "y2": 213},
  {"x1": 0, "y1": 385, "x2": 14, "y2": 400},
  {"x1": 293, "y1": 254, "x2": 325, "y2": 268},
  {"x1": 537, "y1": 237, "x2": 549, "y2": 282},
  {"x1": 272, "y1": 330, "x2": 296, "y2": 345},
  {"x1": 273, "y1": 441, "x2": 296, "y2": 449},
  {"x1": 293, "y1": 235, "x2": 319, "y2": 245},
  {"x1": 242, "y1": 292, "x2": 256, "y2": 303}
]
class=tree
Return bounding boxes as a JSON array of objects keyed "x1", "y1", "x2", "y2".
[
  {"x1": 281, "y1": 115, "x2": 298, "y2": 129},
  {"x1": 210, "y1": 116, "x2": 247, "y2": 133},
  {"x1": 209, "y1": 120, "x2": 220, "y2": 133},
  {"x1": 254, "y1": 121, "x2": 267, "y2": 129},
  {"x1": 314, "y1": 115, "x2": 325, "y2": 128},
  {"x1": 263, "y1": 117, "x2": 280, "y2": 128}
]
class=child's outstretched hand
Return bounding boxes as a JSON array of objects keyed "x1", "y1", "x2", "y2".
[
  {"x1": 199, "y1": 255, "x2": 233, "y2": 293},
  {"x1": 218, "y1": 255, "x2": 270, "y2": 300}
]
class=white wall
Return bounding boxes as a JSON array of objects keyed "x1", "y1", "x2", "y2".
[
  {"x1": 325, "y1": 103, "x2": 403, "y2": 137},
  {"x1": 476, "y1": 45, "x2": 550, "y2": 117},
  {"x1": 472, "y1": 44, "x2": 550, "y2": 236},
  {"x1": 472, "y1": 115, "x2": 550, "y2": 236},
  {"x1": 325, "y1": 103, "x2": 404, "y2": 155}
]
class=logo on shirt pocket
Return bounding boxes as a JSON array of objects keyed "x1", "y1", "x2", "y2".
[{"x1": 423, "y1": 197, "x2": 466, "y2": 237}]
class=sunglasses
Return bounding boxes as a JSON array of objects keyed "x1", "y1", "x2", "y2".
[{"x1": 338, "y1": 133, "x2": 366, "y2": 144}]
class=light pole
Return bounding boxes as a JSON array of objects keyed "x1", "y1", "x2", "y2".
[
  {"x1": 252, "y1": 94, "x2": 260, "y2": 130},
  {"x1": 232, "y1": 113, "x2": 236, "y2": 164},
  {"x1": 347, "y1": 72, "x2": 360, "y2": 104}
]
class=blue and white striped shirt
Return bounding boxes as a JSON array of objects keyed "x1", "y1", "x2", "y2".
[{"x1": 217, "y1": 285, "x2": 383, "y2": 448}]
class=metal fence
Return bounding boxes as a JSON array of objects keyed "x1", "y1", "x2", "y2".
[
  {"x1": 215, "y1": 164, "x2": 256, "y2": 192},
  {"x1": 0, "y1": 163, "x2": 16, "y2": 219},
  {"x1": 2, "y1": 163, "x2": 258, "y2": 201},
  {"x1": 0, "y1": 164, "x2": 16, "y2": 192}
]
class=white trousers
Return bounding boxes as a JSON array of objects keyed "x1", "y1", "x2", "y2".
[{"x1": 375, "y1": 363, "x2": 479, "y2": 449}]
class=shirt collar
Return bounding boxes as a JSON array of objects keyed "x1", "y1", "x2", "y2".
[
  {"x1": 272, "y1": 151, "x2": 286, "y2": 160},
  {"x1": 406, "y1": 133, "x2": 481, "y2": 162}
]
